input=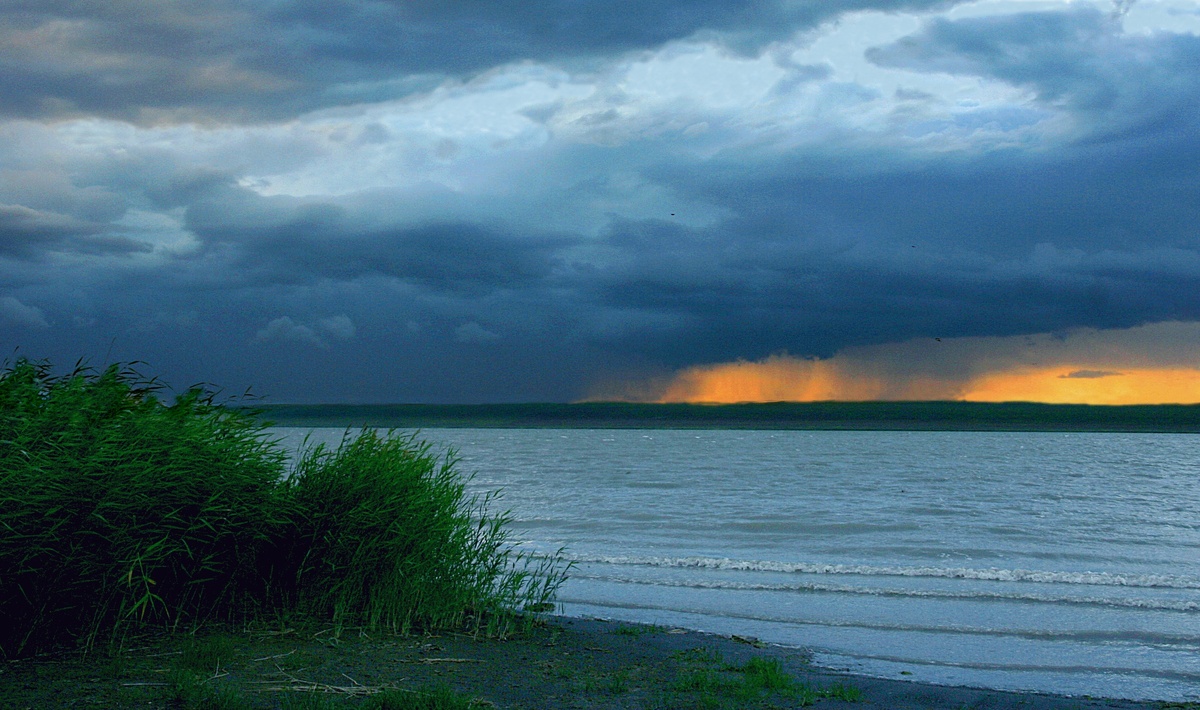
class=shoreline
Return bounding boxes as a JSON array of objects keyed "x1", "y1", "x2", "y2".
[
  {"x1": 248, "y1": 401, "x2": 1200, "y2": 434},
  {"x1": 3, "y1": 616, "x2": 1173, "y2": 709},
  {"x1": 547, "y1": 617, "x2": 1170, "y2": 710}
]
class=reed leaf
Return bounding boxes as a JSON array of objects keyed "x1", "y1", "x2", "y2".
[{"x1": 0, "y1": 358, "x2": 568, "y2": 658}]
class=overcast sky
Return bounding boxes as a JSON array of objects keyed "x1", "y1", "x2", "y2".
[{"x1": 3, "y1": 0, "x2": 1200, "y2": 403}]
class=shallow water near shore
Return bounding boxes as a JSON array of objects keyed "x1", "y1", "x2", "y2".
[{"x1": 273, "y1": 428, "x2": 1200, "y2": 701}]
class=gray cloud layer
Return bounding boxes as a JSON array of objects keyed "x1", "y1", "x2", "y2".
[
  {"x1": 3, "y1": 1, "x2": 1199, "y2": 401},
  {"x1": 1, "y1": 0, "x2": 956, "y2": 123}
]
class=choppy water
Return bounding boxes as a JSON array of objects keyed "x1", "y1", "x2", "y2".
[{"x1": 273, "y1": 428, "x2": 1200, "y2": 701}]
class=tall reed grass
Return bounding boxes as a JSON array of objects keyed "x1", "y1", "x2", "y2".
[
  {"x1": 280, "y1": 430, "x2": 566, "y2": 635},
  {"x1": 0, "y1": 359, "x2": 567, "y2": 658}
]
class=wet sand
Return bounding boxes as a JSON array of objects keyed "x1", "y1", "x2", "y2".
[{"x1": 1, "y1": 616, "x2": 1167, "y2": 709}]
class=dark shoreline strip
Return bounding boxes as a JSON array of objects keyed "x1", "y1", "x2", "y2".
[
  {"x1": 247, "y1": 401, "x2": 1200, "y2": 433},
  {"x1": 2, "y1": 615, "x2": 1173, "y2": 708},
  {"x1": 551, "y1": 617, "x2": 1168, "y2": 709}
]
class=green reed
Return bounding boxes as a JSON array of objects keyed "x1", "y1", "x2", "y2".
[
  {"x1": 0, "y1": 359, "x2": 567, "y2": 658},
  {"x1": 277, "y1": 429, "x2": 567, "y2": 635},
  {"x1": 0, "y1": 359, "x2": 288, "y2": 656}
]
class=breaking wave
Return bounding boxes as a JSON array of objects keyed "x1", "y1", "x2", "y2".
[{"x1": 567, "y1": 554, "x2": 1200, "y2": 590}]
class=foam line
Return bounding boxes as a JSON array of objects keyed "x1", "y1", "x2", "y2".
[
  {"x1": 569, "y1": 572, "x2": 1200, "y2": 611},
  {"x1": 567, "y1": 554, "x2": 1200, "y2": 590}
]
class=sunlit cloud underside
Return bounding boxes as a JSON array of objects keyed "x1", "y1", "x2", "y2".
[{"x1": 591, "y1": 321, "x2": 1200, "y2": 405}]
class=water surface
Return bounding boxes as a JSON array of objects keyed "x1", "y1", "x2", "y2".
[{"x1": 273, "y1": 428, "x2": 1200, "y2": 701}]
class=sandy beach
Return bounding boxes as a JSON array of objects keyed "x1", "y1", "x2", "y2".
[{"x1": 2, "y1": 616, "x2": 1169, "y2": 709}]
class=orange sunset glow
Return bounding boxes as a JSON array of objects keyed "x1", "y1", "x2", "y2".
[
  {"x1": 958, "y1": 367, "x2": 1200, "y2": 405},
  {"x1": 591, "y1": 322, "x2": 1200, "y2": 405},
  {"x1": 655, "y1": 356, "x2": 943, "y2": 403},
  {"x1": 655, "y1": 361, "x2": 1200, "y2": 405}
]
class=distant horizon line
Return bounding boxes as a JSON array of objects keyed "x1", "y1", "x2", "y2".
[
  {"x1": 244, "y1": 400, "x2": 1200, "y2": 407},
  {"x1": 242, "y1": 401, "x2": 1200, "y2": 434}
]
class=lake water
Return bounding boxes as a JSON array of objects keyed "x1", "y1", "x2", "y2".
[{"x1": 273, "y1": 428, "x2": 1200, "y2": 701}]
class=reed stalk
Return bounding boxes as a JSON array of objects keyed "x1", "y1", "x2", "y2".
[{"x1": 0, "y1": 358, "x2": 567, "y2": 658}]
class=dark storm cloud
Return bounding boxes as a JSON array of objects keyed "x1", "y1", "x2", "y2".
[
  {"x1": 255, "y1": 315, "x2": 355, "y2": 349},
  {"x1": 578, "y1": 93, "x2": 1200, "y2": 367},
  {"x1": 179, "y1": 184, "x2": 567, "y2": 294},
  {"x1": 866, "y1": 7, "x2": 1200, "y2": 135},
  {"x1": 581, "y1": 214, "x2": 1200, "y2": 368},
  {"x1": 1059, "y1": 370, "x2": 1122, "y2": 379},
  {"x1": 269, "y1": 0, "x2": 958, "y2": 68},
  {"x1": 0, "y1": 167, "x2": 128, "y2": 224},
  {"x1": 0, "y1": 1, "x2": 277, "y2": 122},
  {"x1": 6, "y1": 1, "x2": 1200, "y2": 403},
  {"x1": 0, "y1": 204, "x2": 97, "y2": 249},
  {"x1": 262, "y1": 221, "x2": 568, "y2": 294},
  {"x1": 0, "y1": 204, "x2": 150, "y2": 258},
  {"x1": 1, "y1": 0, "x2": 959, "y2": 122},
  {"x1": 675, "y1": 148, "x2": 1200, "y2": 257},
  {"x1": 0, "y1": 296, "x2": 49, "y2": 329},
  {"x1": 546, "y1": 8, "x2": 1200, "y2": 368}
]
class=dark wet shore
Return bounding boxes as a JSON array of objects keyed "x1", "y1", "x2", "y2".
[{"x1": 1, "y1": 616, "x2": 1168, "y2": 709}]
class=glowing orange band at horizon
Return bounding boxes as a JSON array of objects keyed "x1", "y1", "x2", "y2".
[
  {"x1": 960, "y1": 367, "x2": 1200, "y2": 405},
  {"x1": 657, "y1": 358, "x2": 888, "y2": 403},
  {"x1": 651, "y1": 360, "x2": 1200, "y2": 405}
]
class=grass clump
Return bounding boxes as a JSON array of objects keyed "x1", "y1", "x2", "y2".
[
  {"x1": 822, "y1": 681, "x2": 864, "y2": 701},
  {"x1": 612, "y1": 623, "x2": 665, "y2": 637},
  {"x1": 0, "y1": 358, "x2": 568, "y2": 659},
  {"x1": 178, "y1": 633, "x2": 240, "y2": 673},
  {"x1": 673, "y1": 666, "x2": 731, "y2": 693},
  {"x1": 279, "y1": 430, "x2": 564, "y2": 636},
  {"x1": 668, "y1": 649, "x2": 860, "y2": 708},
  {"x1": 0, "y1": 359, "x2": 288, "y2": 656},
  {"x1": 741, "y1": 656, "x2": 793, "y2": 691},
  {"x1": 164, "y1": 667, "x2": 253, "y2": 710}
]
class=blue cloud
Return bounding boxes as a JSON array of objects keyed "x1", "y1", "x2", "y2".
[
  {"x1": 867, "y1": 7, "x2": 1200, "y2": 138},
  {"x1": 0, "y1": 0, "x2": 961, "y2": 122},
  {"x1": 4, "y1": 1, "x2": 1200, "y2": 401}
]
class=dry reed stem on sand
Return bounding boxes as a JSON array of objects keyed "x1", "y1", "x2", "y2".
[
  {"x1": 252, "y1": 649, "x2": 296, "y2": 662},
  {"x1": 730, "y1": 634, "x2": 766, "y2": 647},
  {"x1": 123, "y1": 668, "x2": 229, "y2": 688},
  {"x1": 249, "y1": 665, "x2": 406, "y2": 696}
]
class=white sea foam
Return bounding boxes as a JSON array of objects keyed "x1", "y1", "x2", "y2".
[
  {"x1": 567, "y1": 553, "x2": 1200, "y2": 590},
  {"x1": 558, "y1": 594, "x2": 1200, "y2": 647},
  {"x1": 568, "y1": 572, "x2": 1200, "y2": 611}
]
